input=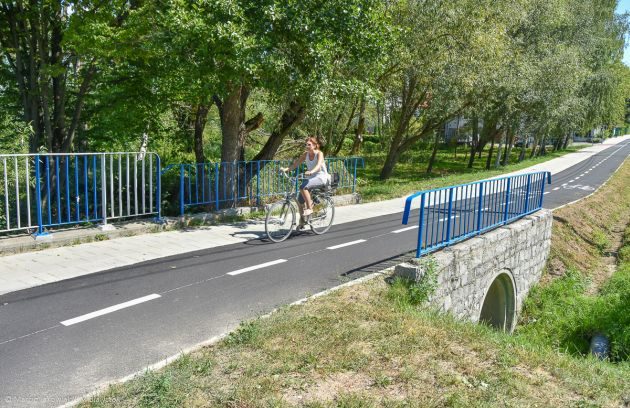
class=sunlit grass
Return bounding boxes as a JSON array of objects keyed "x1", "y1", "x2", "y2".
[{"x1": 358, "y1": 145, "x2": 588, "y2": 202}]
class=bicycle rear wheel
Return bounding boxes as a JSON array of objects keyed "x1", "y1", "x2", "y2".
[
  {"x1": 310, "y1": 196, "x2": 334, "y2": 234},
  {"x1": 265, "y1": 200, "x2": 296, "y2": 242}
]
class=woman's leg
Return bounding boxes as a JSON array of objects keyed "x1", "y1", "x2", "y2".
[
  {"x1": 300, "y1": 188, "x2": 313, "y2": 216},
  {"x1": 301, "y1": 188, "x2": 313, "y2": 209}
]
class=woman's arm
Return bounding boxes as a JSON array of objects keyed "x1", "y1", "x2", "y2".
[
  {"x1": 305, "y1": 152, "x2": 325, "y2": 175},
  {"x1": 282, "y1": 152, "x2": 306, "y2": 172}
]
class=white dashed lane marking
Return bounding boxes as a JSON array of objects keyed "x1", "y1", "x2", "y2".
[
  {"x1": 60, "y1": 294, "x2": 161, "y2": 326},
  {"x1": 327, "y1": 240, "x2": 366, "y2": 250},
  {"x1": 227, "y1": 259, "x2": 288, "y2": 276},
  {"x1": 391, "y1": 226, "x2": 419, "y2": 234}
]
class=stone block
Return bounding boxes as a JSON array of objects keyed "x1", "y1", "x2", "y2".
[{"x1": 394, "y1": 262, "x2": 424, "y2": 281}]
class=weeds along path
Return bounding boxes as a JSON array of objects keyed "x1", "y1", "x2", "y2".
[{"x1": 517, "y1": 157, "x2": 630, "y2": 362}]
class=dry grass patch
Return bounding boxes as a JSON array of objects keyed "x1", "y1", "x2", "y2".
[
  {"x1": 545, "y1": 157, "x2": 630, "y2": 287},
  {"x1": 81, "y1": 278, "x2": 629, "y2": 408}
]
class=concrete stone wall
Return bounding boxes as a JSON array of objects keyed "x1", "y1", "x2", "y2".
[{"x1": 394, "y1": 209, "x2": 552, "y2": 325}]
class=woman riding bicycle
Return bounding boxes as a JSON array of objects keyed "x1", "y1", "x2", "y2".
[{"x1": 281, "y1": 137, "x2": 329, "y2": 219}]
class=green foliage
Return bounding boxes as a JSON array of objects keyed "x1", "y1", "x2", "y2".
[
  {"x1": 592, "y1": 229, "x2": 611, "y2": 254},
  {"x1": 0, "y1": 0, "x2": 627, "y2": 182},
  {"x1": 224, "y1": 320, "x2": 261, "y2": 346},
  {"x1": 518, "y1": 246, "x2": 630, "y2": 362},
  {"x1": 138, "y1": 372, "x2": 179, "y2": 408},
  {"x1": 388, "y1": 258, "x2": 439, "y2": 306},
  {"x1": 0, "y1": 113, "x2": 31, "y2": 154}
]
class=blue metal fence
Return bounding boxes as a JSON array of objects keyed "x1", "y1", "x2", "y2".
[
  {"x1": 0, "y1": 152, "x2": 161, "y2": 236},
  {"x1": 176, "y1": 157, "x2": 364, "y2": 215},
  {"x1": 401, "y1": 171, "x2": 551, "y2": 257}
]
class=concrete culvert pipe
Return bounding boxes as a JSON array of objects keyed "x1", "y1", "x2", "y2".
[{"x1": 479, "y1": 272, "x2": 517, "y2": 332}]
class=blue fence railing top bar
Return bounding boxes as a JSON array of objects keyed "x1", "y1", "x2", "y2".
[
  {"x1": 0, "y1": 153, "x2": 363, "y2": 235},
  {"x1": 0, "y1": 152, "x2": 161, "y2": 236},
  {"x1": 401, "y1": 171, "x2": 551, "y2": 258},
  {"x1": 173, "y1": 157, "x2": 364, "y2": 215}
]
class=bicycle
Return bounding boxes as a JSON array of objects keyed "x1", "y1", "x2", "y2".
[{"x1": 264, "y1": 171, "x2": 337, "y2": 242}]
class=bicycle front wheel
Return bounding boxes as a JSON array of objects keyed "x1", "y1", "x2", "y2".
[
  {"x1": 310, "y1": 196, "x2": 335, "y2": 235},
  {"x1": 265, "y1": 200, "x2": 296, "y2": 242}
]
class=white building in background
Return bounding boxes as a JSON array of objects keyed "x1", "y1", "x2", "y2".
[
  {"x1": 573, "y1": 127, "x2": 605, "y2": 142},
  {"x1": 443, "y1": 116, "x2": 474, "y2": 144}
]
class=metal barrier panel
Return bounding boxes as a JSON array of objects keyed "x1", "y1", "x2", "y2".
[
  {"x1": 178, "y1": 157, "x2": 364, "y2": 214},
  {"x1": 402, "y1": 172, "x2": 550, "y2": 257},
  {"x1": 0, "y1": 153, "x2": 160, "y2": 235}
]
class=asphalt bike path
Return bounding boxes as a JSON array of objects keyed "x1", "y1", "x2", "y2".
[{"x1": 0, "y1": 140, "x2": 628, "y2": 407}]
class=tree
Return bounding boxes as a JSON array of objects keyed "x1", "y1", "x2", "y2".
[
  {"x1": 377, "y1": 0, "x2": 510, "y2": 179},
  {"x1": 0, "y1": 0, "x2": 137, "y2": 153}
]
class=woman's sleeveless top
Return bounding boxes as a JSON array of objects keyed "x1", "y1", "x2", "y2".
[{"x1": 305, "y1": 151, "x2": 328, "y2": 180}]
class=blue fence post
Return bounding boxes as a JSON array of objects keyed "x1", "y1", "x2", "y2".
[
  {"x1": 214, "y1": 162, "x2": 219, "y2": 210},
  {"x1": 476, "y1": 183, "x2": 484, "y2": 233},
  {"x1": 256, "y1": 161, "x2": 261, "y2": 207},
  {"x1": 503, "y1": 178, "x2": 511, "y2": 224},
  {"x1": 416, "y1": 193, "x2": 426, "y2": 258},
  {"x1": 45, "y1": 156, "x2": 53, "y2": 225},
  {"x1": 352, "y1": 158, "x2": 357, "y2": 193},
  {"x1": 445, "y1": 188, "x2": 454, "y2": 244},
  {"x1": 538, "y1": 172, "x2": 548, "y2": 209},
  {"x1": 92, "y1": 156, "x2": 97, "y2": 220},
  {"x1": 100, "y1": 153, "x2": 108, "y2": 226},
  {"x1": 34, "y1": 155, "x2": 46, "y2": 237},
  {"x1": 179, "y1": 164, "x2": 185, "y2": 216},
  {"x1": 156, "y1": 154, "x2": 162, "y2": 221},
  {"x1": 524, "y1": 174, "x2": 532, "y2": 213}
]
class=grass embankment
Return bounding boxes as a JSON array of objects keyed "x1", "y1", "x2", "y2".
[
  {"x1": 359, "y1": 144, "x2": 588, "y2": 202},
  {"x1": 517, "y1": 157, "x2": 630, "y2": 362},
  {"x1": 81, "y1": 157, "x2": 630, "y2": 407}
]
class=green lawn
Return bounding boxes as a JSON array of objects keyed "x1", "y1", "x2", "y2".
[{"x1": 357, "y1": 144, "x2": 589, "y2": 202}]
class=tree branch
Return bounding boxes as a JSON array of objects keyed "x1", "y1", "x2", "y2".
[{"x1": 62, "y1": 63, "x2": 97, "y2": 152}]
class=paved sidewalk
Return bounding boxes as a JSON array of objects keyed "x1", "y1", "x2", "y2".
[{"x1": 1, "y1": 136, "x2": 628, "y2": 296}]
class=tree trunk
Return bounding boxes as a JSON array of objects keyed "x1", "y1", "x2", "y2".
[
  {"x1": 485, "y1": 135, "x2": 495, "y2": 170},
  {"x1": 426, "y1": 131, "x2": 440, "y2": 174},
  {"x1": 539, "y1": 135, "x2": 547, "y2": 156},
  {"x1": 51, "y1": 11, "x2": 65, "y2": 152},
  {"x1": 331, "y1": 98, "x2": 358, "y2": 156},
  {"x1": 453, "y1": 115, "x2": 461, "y2": 159},
  {"x1": 562, "y1": 132, "x2": 571, "y2": 149},
  {"x1": 376, "y1": 99, "x2": 382, "y2": 140},
  {"x1": 495, "y1": 131, "x2": 505, "y2": 168},
  {"x1": 322, "y1": 112, "x2": 343, "y2": 155},
  {"x1": 252, "y1": 100, "x2": 305, "y2": 162},
  {"x1": 529, "y1": 136, "x2": 539, "y2": 159},
  {"x1": 215, "y1": 86, "x2": 246, "y2": 164},
  {"x1": 193, "y1": 104, "x2": 209, "y2": 163},
  {"x1": 214, "y1": 85, "x2": 246, "y2": 207},
  {"x1": 61, "y1": 64, "x2": 96, "y2": 152},
  {"x1": 350, "y1": 96, "x2": 366, "y2": 155},
  {"x1": 467, "y1": 116, "x2": 479, "y2": 168},
  {"x1": 379, "y1": 75, "x2": 424, "y2": 180},
  {"x1": 503, "y1": 129, "x2": 515, "y2": 166},
  {"x1": 379, "y1": 147, "x2": 401, "y2": 180}
]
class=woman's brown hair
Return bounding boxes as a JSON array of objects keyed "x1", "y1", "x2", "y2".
[{"x1": 306, "y1": 137, "x2": 320, "y2": 149}]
